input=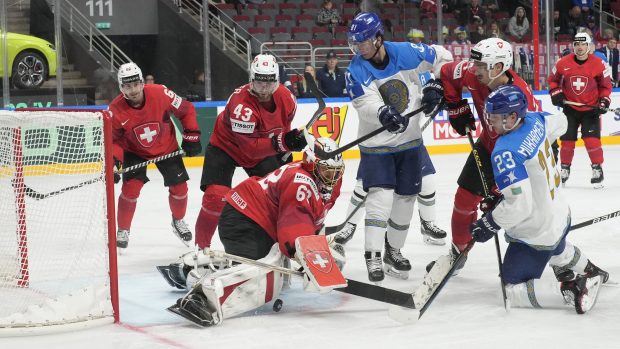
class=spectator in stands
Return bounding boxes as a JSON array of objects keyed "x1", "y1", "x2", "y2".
[
  {"x1": 407, "y1": 29, "x2": 425, "y2": 44},
  {"x1": 596, "y1": 38, "x2": 619, "y2": 86},
  {"x1": 553, "y1": 10, "x2": 569, "y2": 38},
  {"x1": 185, "y1": 69, "x2": 206, "y2": 102},
  {"x1": 487, "y1": 21, "x2": 503, "y2": 39},
  {"x1": 451, "y1": 26, "x2": 472, "y2": 45},
  {"x1": 597, "y1": 28, "x2": 616, "y2": 44},
  {"x1": 297, "y1": 65, "x2": 319, "y2": 98},
  {"x1": 316, "y1": 0, "x2": 342, "y2": 37},
  {"x1": 508, "y1": 6, "x2": 530, "y2": 40},
  {"x1": 279, "y1": 65, "x2": 295, "y2": 94},
  {"x1": 316, "y1": 50, "x2": 346, "y2": 98},
  {"x1": 460, "y1": 0, "x2": 486, "y2": 26},
  {"x1": 470, "y1": 25, "x2": 487, "y2": 44},
  {"x1": 572, "y1": 0, "x2": 593, "y2": 14},
  {"x1": 145, "y1": 74, "x2": 155, "y2": 84},
  {"x1": 566, "y1": 6, "x2": 586, "y2": 37},
  {"x1": 585, "y1": 15, "x2": 598, "y2": 40}
]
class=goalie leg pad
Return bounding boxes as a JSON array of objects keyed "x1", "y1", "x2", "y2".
[{"x1": 295, "y1": 235, "x2": 347, "y2": 293}]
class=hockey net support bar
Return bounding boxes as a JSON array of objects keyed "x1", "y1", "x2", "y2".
[{"x1": 0, "y1": 110, "x2": 118, "y2": 334}]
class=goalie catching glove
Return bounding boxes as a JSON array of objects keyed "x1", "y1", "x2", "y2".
[
  {"x1": 294, "y1": 235, "x2": 347, "y2": 293},
  {"x1": 182, "y1": 129, "x2": 202, "y2": 156}
]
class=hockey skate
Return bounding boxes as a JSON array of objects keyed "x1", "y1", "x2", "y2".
[
  {"x1": 167, "y1": 290, "x2": 218, "y2": 327},
  {"x1": 560, "y1": 164, "x2": 570, "y2": 187},
  {"x1": 420, "y1": 218, "x2": 447, "y2": 246},
  {"x1": 591, "y1": 164, "x2": 604, "y2": 189},
  {"x1": 383, "y1": 237, "x2": 412, "y2": 280},
  {"x1": 333, "y1": 222, "x2": 357, "y2": 245},
  {"x1": 365, "y1": 251, "x2": 384, "y2": 283},
  {"x1": 560, "y1": 274, "x2": 602, "y2": 314},
  {"x1": 116, "y1": 229, "x2": 130, "y2": 249},
  {"x1": 426, "y1": 243, "x2": 467, "y2": 276},
  {"x1": 172, "y1": 218, "x2": 192, "y2": 246}
]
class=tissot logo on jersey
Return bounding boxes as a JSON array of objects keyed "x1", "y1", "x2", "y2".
[
  {"x1": 230, "y1": 119, "x2": 256, "y2": 134},
  {"x1": 133, "y1": 122, "x2": 160, "y2": 147},
  {"x1": 294, "y1": 173, "x2": 319, "y2": 199}
]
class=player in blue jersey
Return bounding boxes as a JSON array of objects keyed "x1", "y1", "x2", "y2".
[
  {"x1": 344, "y1": 12, "x2": 453, "y2": 282},
  {"x1": 469, "y1": 85, "x2": 608, "y2": 314}
]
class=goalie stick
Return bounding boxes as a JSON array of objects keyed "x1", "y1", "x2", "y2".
[
  {"x1": 324, "y1": 114, "x2": 436, "y2": 235},
  {"x1": 22, "y1": 149, "x2": 185, "y2": 200}
]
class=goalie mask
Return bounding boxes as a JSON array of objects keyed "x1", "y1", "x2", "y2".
[
  {"x1": 250, "y1": 54, "x2": 279, "y2": 100},
  {"x1": 469, "y1": 38, "x2": 513, "y2": 84},
  {"x1": 303, "y1": 137, "x2": 345, "y2": 201},
  {"x1": 117, "y1": 62, "x2": 144, "y2": 99}
]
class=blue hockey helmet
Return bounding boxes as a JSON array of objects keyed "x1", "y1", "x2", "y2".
[
  {"x1": 485, "y1": 85, "x2": 528, "y2": 119},
  {"x1": 347, "y1": 12, "x2": 384, "y2": 52}
]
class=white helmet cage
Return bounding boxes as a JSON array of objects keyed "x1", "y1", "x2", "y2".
[
  {"x1": 250, "y1": 54, "x2": 279, "y2": 96},
  {"x1": 313, "y1": 137, "x2": 344, "y2": 200},
  {"x1": 469, "y1": 38, "x2": 513, "y2": 80},
  {"x1": 117, "y1": 62, "x2": 144, "y2": 91}
]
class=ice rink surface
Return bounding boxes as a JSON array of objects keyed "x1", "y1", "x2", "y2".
[{"x1": 3, "y1": 145, "x2": 620, "y2": 349}]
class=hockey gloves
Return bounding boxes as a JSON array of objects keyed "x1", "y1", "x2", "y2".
[
  {"x1": 421, "y1": 78, "x2": 445, "y2": 117},
  {"x1": 470, "y1": 213, "x2": 502, "y2": 243},
  {"x1": 272, "y1": 128, "x2": 308, "y2": 153},
  {"x1": 447, "y1": 99, "x2": 475, "y2": 136},
  {"x1": 378, "y1": 105, "x2": 408, "y2": 134},
  {"x1": 480, "y1": 186, "x2": 503, "y2": 213},
  {"x1": 550, "y1": 88, "x2": 565, "y2": 107},
  {"x1": 597, "y1": 97, "x2": 611, "y2": 114},
  {"x1": 113, "y1": 158, "x2": 122, "y2": 184},
  {"x1": 181, "y1": 129, "x2": 202, "y2": 156}
]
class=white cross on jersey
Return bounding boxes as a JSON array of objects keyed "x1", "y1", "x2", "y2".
[
  {"x1": 312, "y1": 254, "x2": 328, "y2": 268},
  {"x1": 140, "y1": 126, "x2": 157, "y2": 143},
  {"x1": 573, "y1": 78, "x2": 586, "y2": 91}
]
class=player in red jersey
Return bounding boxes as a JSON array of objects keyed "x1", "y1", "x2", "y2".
[
  {"x1": 438, "y1": 38, "x2": 541, "y2": 267},
  {"x1": 160, "y1": 139, "x2": 347, "y2": 327},
  {"x1": 548, "y1": 32, "x2": 612, "y2": 189},
  {"x1": 109, "y1": 62, "x2": 201, "y2": 250},
  {"x1": 194, "y1": 54, "x2": 306, "y2": 249}
]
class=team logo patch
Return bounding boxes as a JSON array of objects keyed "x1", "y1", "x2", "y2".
[
  {"x1": 378, "y1": 79, "x2": 410, "y2": 114},
  {"x1": 305, "y1": 250, "x2": 333, "y2": 273},
  {"x1": 133, "y1": 122, "x2": 160, "y2": 147},
  {"x1": 569, "y1": 75, "x2": 588, "y2": 95}
]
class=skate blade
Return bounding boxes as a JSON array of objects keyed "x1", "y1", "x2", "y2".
[
  {"x1": 592, "y1": 183, "x2": 604, "y2": 189},
  {"x1": 156, "y1": 265, "x2": 186, "y2": 290},
  {"x1": 167, "y1": 304, "x2": 212, "y2": 327},
  {"x1": 384, "y1": 265, "x2": 409, "y2": 280},
  {"x1": 388, "y1": 304, "x2": 420, "y2": 324},
  {"x1": 422, "y1": 235, "x2": 446, "y2": 246}
]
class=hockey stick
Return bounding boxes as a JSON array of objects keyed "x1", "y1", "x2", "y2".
[
  {"x1": 465, "y1": 127, "x2": 508, "y2": 310},
  {"x1": 23, "y1": 149, "x2": 185, "y2": 200},
  {"x1": 563, "y1": 100, "x2": 620, "y2": 116},
  {"x1": 186, "y1": 249, "x2": 418, "y2": 309},
  {"x1": 324, "y1": 115, "x2": 436, "y2": 235},
  {"x1": 314, "y1": 104, "x2": 428, "y2": 160}
]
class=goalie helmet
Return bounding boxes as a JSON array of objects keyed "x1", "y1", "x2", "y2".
[
  {"x1": 469, "y1": 38, "x2": 513, "y2": 79},
  {"x1": 250, "y1": 54, "x2": 279, "y2": 98},
  {"x1": 484, "y1": 85, "x2": 528, "y2": 134},
  {"x1": 117, "y1": 62, "x2": 143, "y2": 90},
  {"x1": 303, "y1": 137, "x2": 345, "y2": 201}
]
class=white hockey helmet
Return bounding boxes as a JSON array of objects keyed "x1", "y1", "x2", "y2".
[
  {"x1": 250, "y1": 54, "x2": 279, "y2": 97},
  {"x1": 117, "y1": 62, "x2": 144, "y2": 90},
  {"x1": 573, "y1": 32, "x2": 593, "y2": 55},
  {"x1": 470, "y1": 38, "x2": 513, "y2": 79},
  {"x1": 302, "y1": 137, "x2": 344, "y2": 200}
]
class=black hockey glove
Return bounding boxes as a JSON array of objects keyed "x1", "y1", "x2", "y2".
[
  {"x1": 470, "y1": 213, "x2": 501, "y2": 243},
  {"x1": 113, "y1": 158, "x2": 122, "y2": 184},
  {"x1": 181, "y1": 129, "x2": 202, "y2": 156},
  {"x1": 597, "y1": 97, "x2": 611, "y2": 115},
  {"x1": 272, "y1": 128, "x2": 307, "y2": 153},
  {"x1": 549, "y1": 88, "x2": 565, "y2": 107},
  {"x1": 447, "y1": 99, "x2": 475, "y2": 136},
  {"x1": 421, "y1": 79, "x2": 445, "y2": 117},
  {"x1": 378, "y1": 105, "x2": 408, "y2": 134}
]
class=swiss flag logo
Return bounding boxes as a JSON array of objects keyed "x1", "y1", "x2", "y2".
[
  {"x1": 133, "y1": 122, "x2": 161, "y2": 148},
  {"x1": 569, "y1": 75, "x2": 589, "y2": 95},
  {"x1": 305, "y1": 250, "x2": 333, "y2": 274}
]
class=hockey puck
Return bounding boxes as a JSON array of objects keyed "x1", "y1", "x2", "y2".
[{"x1": 273, "y1": 299, "x2": 283, "y2": 312}]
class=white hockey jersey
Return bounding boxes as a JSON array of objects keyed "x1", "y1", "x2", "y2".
[
  {"x1": 345, "y1": 42, "x2": 452, "y2": 153},
  {"x1": 490, "y1": 112, "x2": 569, "y2": 249}
]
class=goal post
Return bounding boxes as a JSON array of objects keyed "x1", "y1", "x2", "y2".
[{"x1": 0, "y1": 109, "x2": 119, "y2": 334}]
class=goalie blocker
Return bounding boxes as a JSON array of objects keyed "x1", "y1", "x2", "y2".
[{"x1": 167, "y1": 236, "x2": 346, "y2": 327}]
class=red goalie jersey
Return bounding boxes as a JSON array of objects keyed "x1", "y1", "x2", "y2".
[
  {"x1": 109, "y1": 84, "x2": 198, "y2": 160},
  {"x1": 548, "y1": 54, "x2": 612, "y2": 111},
  {"x1": 225, "y1": 162, "x2": 341, "y2": 257},
  {"x1": 440, "y1": 60, "x2": 541, "y2": 151},
  {"x1": 210, "y1": 84, "x2": 297, "y2": 168}
]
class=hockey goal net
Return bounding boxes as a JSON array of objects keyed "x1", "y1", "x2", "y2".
[{"x1": 0, "y1": 110, "x2": 118, "y2": 333}]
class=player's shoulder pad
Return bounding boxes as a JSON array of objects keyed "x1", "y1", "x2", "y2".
[{"x1": 388, "y1": 41, "x2": 436, "y2": 69}]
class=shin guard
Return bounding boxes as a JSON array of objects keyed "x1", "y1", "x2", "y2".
[
  {"x1": 117, "y1": 179, "x2": 144, "y2": 230},
  {"x1": 583, "y1": 137, "x2": 604, "y2": 165},
  {"x1": 169, "y1": 182, "x2": 189, "y2": 220},
  {"x1": 451, "y1": 187, "x2": 482, "y2": 248},
  {"x1": 195, "y1": 184, "x2": 229, "y2": 248},
  {"x1": 560, "y1": 140, "x2": 576, "y2": 166}
]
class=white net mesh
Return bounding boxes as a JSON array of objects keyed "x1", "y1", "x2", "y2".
[{"x1": 0, "y1": 110, "x2": 114, "y2": 330}]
